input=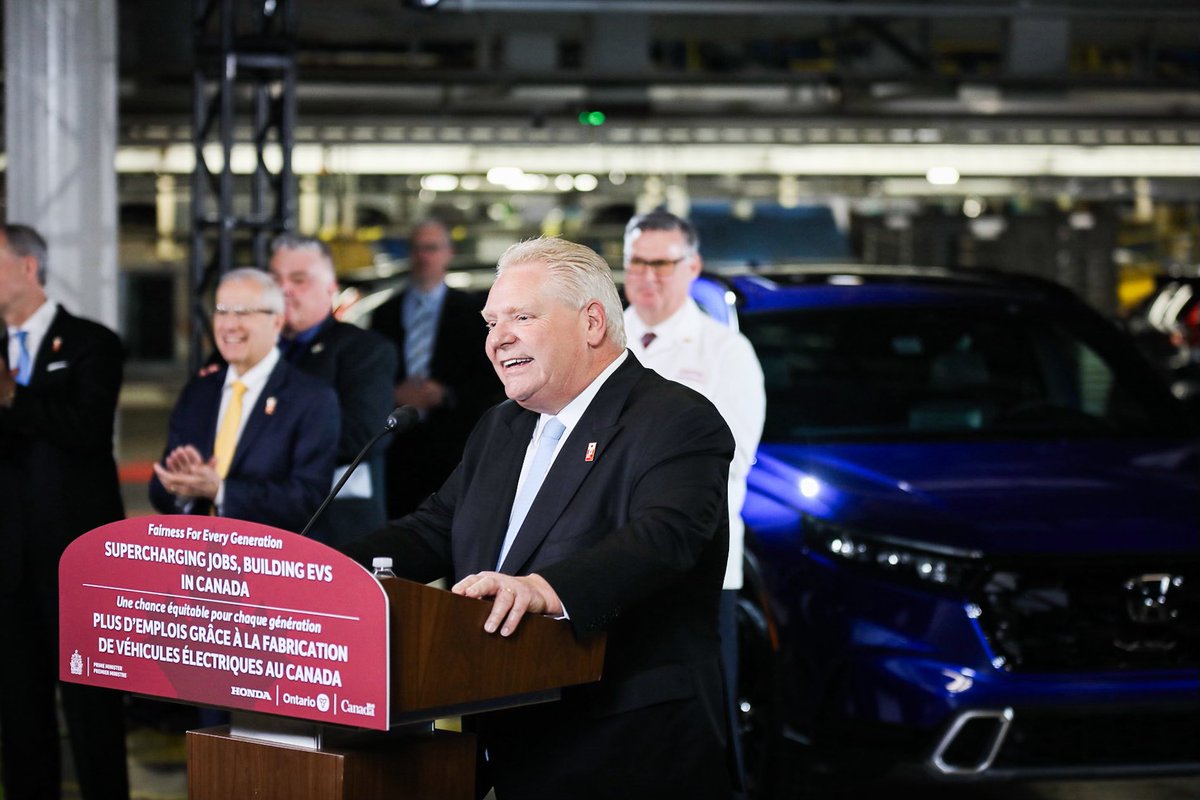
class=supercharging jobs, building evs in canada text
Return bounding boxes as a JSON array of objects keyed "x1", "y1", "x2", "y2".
[{"x1": 58, "y1": 515, "x2": 390, "y2": 730}]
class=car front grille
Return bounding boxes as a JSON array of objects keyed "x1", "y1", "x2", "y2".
[
  {"x1": 991, "y1": 707, "x2": 1200, "y2": 771},
  {"x1": 974, "y1": 557, "x2": 1200, "y2": 672}
]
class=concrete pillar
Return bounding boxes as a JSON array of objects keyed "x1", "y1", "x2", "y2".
[{"x1": 4, "y1": 0, "x2": 119, "y2": 331}]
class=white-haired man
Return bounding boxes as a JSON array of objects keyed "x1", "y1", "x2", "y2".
[
  {"x1": 347, "y1": 237, "x2": 736, "y2": 799},
  {"x1": 269, "y1": 234, "x2": 397, "y2": 544}
]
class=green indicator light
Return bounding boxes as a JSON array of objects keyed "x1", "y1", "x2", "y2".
[{"x1": 588, "y1": 111, "x2": 606, "y2": 126}]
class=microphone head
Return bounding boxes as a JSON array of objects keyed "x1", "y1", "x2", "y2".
[{"x1": 386, "y1": 405, "x2": 420, "y2": 431}]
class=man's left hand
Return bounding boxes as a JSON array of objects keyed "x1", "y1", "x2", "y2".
[
  {"x1": 451, "y1": 571, "x2": 563, "y2": 637},
  {"x1": 393, "y1": 376, "x2": 447, "y2": 412}
]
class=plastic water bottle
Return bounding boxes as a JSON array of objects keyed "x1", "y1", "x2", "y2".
[{"x1": 371, "y1": 557, "x2": 397, "y2": 580}]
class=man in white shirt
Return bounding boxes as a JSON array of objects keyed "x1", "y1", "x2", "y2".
[{"x1": 623, "y1": 210, "x2": 766, "y2": 789}]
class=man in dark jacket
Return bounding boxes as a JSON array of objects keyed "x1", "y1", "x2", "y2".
[
  {"x1": 150, "y1": 268, "x2": 338, "y2": 533},
  {"x1": 370, "y1": 219, "x2": 498, "y2": 516},
  {"x1": 269, "y1": 234, "x2": 397, "y2": 545},
  {"x1": 347, "y1": 238, "x2": 734, "y2": 800},
  {"x1": 0, "y1": 223, "x2": 130, "y2": 800}
]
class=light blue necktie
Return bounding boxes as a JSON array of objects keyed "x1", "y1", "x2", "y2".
[
  {"x1": 495, "y1": 417, "x2": 567, "y2": 570},
  {"x1": 405, "y1": 295, "x2": 436, "y2": 378},
  {"x1": 12, "y1": 330, "x2": 32, "y2": 386}
]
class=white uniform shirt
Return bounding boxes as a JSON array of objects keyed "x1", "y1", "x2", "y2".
[{"x1": 625, "y1": 299, "x2": 766, "y2": 590}]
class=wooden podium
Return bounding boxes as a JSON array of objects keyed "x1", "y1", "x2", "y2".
[
  {"x1": 187, "y1": 577, "x2": 606, "y2": 800},
  {"x1": 59, "y1": 516, "x2": 604, "y2": 800}
]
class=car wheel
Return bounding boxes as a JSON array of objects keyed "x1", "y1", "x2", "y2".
[{"x1": 736, "y1": 591, "x2": 786, "y2": 799}]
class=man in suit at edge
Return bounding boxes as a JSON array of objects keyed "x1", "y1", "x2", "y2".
[
  {"x1": 268, "y1": 233, "x2": 397, "y2": 545},
  {"x1": 369, "y1": 219, "x2": 497, "y2": 516},
  {"x1": 150, "y1": 268, "x2": 339, "y2": 533},
  {"x1": 0, "y1": 223, "x2": 130, "y2": 800},
  {"x1": 345, "y1": 238, "x2": 735, "y2": 799}
]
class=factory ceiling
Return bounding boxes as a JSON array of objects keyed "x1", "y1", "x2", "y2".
[{"x1": 113, "y1": 0, "x2": 1200, "y2": 136}]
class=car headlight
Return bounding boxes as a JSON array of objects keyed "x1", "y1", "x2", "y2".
[{"x1": 806, "y1": 516, "x2": 982, "y2": 591}]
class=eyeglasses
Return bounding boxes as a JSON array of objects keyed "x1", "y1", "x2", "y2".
[
  {"x1": 214, "y1": 305, "x2": 277, "y2": 318},
  {"x1": 625, "y1": 255, "x2": 690, "y2": 276}
]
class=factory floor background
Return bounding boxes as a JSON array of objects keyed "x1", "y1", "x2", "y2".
[{"x1": 19, "y1": 376, "x2": 1199, "y2": 800}]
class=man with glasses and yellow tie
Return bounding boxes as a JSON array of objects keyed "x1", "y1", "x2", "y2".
[
  {"x1": 0, "y1": 223, "x2": 130, "y2": 800},
  {"x1": 150, "y1": 268, "x2": 338, "y2": 532}
]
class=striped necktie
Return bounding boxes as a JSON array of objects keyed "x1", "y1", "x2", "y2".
[{"x1": 405, "y1": 294, "x2": 437, "y2": 378}]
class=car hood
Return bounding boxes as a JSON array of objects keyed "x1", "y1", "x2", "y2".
[{"x1": 753, "y1": 439, "x2": 1200, "y2": 555}]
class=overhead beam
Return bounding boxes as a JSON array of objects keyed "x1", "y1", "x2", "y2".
[{"x1": 433, "y1": 1, "x2": 1200, "y2": 21}]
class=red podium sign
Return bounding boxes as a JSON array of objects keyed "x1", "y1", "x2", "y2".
[{"x1": 59, "y1": 515, "x2": 390, "y2": 730}]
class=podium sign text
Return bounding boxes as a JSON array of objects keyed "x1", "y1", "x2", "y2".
[{"x1": 59, "y1": 516, "x2": 390, "y2": 730}]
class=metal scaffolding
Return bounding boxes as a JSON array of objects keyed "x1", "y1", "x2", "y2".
[{"x1": 190, "y1": 0, "x2": 297, "y2": 371}]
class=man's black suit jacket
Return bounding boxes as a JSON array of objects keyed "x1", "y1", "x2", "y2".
[
  {"x1": 149, "y1": 358, "x2": 340, "y2": 533},
  {"x1": 0, "y1": 306, "x2": 129, "y2": 799},
  {"x1": 370, "y1": 285, "x2": 499, "y2": 515},
  {"x1": 287, "y1": 316, "x2": 397, "y2": 543},
  {"x1": 0, "y1": 307, "x2": 125, "y2": 586},
  {"x1": 346, "y1": 354, "x2": 735, "y2": 798}
]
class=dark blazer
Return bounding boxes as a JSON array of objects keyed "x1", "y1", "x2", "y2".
[
  {"x1": 0, "y1": 307, "x2": 125, "y2": 585},
  {"x1": 370, "y1": 286, "x2": 500, "y2": 515},
  {"x1": 287, "y1": 316, "x2": 397, "y2": 544},
  {"x1": 0, "y1": 305, "x2": 129, "y2": 799},
  {"x1": 149, "y1": 357, "x2": 340, "y2": 533},
  {"x1": 346, "y1": 355, "x2": 735, "y2": 798}
]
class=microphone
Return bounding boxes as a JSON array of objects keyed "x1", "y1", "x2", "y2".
[{"x1": 298, "y1": 406, "x2": 419, "y2": 538}]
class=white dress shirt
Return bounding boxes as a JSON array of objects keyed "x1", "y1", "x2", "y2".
[{"x1": 625, "y1": 299, "x2": 766, "y2": 590}]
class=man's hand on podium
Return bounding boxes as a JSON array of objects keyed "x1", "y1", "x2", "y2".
[{"x1": 452, "y1": 571, "x2": 563, "y2": 638}]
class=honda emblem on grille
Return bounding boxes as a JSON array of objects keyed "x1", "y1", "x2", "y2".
[{"x1": 1123, "y1": 573, "x2": 1183, "y2": 625}]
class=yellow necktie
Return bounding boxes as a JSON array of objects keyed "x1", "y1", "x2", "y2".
[{"x1": 213, "y1": 380, "x2": 247, "y2": 479}]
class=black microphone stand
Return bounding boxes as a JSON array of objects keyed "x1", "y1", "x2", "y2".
[{"x1": 298, "y1": 406, "x2": 418, "y2": 538}]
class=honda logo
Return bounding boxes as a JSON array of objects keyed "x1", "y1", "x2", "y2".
[{"x1": 1123, "y1": 573, "x2": 1183, "y2": 625}]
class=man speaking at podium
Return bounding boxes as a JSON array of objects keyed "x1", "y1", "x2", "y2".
[{"x1": 346, "y1": 238, "x2": 735, "y2": 799}]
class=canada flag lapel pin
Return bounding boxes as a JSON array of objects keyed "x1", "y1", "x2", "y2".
[
  {"x1": 265, "y1": 397, "x2": 277, "y2": 416},
  {"x1": 52, "y1": 336, "x2": 62, "y2": 353},
  {"x1": 585, "y1": 442, "x2": 597, "y2": 462}
]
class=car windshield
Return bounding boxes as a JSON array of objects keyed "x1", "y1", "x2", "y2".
[{"x1": 740, "y1": 302, "x2": 1186, "y2": 442}]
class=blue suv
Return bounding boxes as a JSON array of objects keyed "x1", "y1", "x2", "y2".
[{"x1": 707, "y1": 266, "x2": 1200, "y2": 793}]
